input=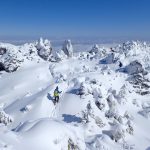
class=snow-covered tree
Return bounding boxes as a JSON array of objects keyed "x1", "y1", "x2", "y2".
[
  {"x1": 62, "y1": 40, "x2": 73, "y2": 57},
  {"x1": 82, "y1": 102, "x2": 93, "y2": 123},
  {"x1": 87, "y1": 101, "x2": 92, "y2": 114},
  {"x1": 114, "y1": 115, "x2": 124, "y2": 124},
  {"x1": 126, "y1": 120, "x2": 134, "y2": 135},
  {"x1": 92, "y1": 87, "x2": 103, "y2": 99},
  {"x1": 82, "y1": 65, "x2": 90, "y2": 73},
  {"x1": 140, "y1": 103, "x2": 150, "y2": 118},
  {"x1": 90, "y1": 78, "x2": 99, "y2": 85},
  {"x1": 95, "y1": 100, "x2": 105, "y2": 111},
  {"x1": 94, "y1": 116, "x2": 105, "y2": 128},
  {"x1": 119, "y1": 41, "x2": 149, "y2": 57},
  {"x1": 117, "y1": 84, "x2": 128, "y2": 104},
  {"x1": 106, "y1": 94, "x2": 118, "y2": 118},
  {"x1": 77, "y1": 82, "x2": 87, "y2": 98},
  {"x1": 107, "y1": 94, "x2": 116, "y2": 109},
  {"x1": 36, "y1": 38, "x2": 52, "y2": 60},
  {"x1": 55, "y1": 50, "x2": 67, "y2": 61},
  {"x1": 124, "y1": 111, "x2": 133, "y2": 120},
  {"x1": 89, "y1": 44, "x2": 107, "y2": 58},
  {"x1": 89, "y1": 44, "x2": 100, "y2": 54},
  {"x1": 68, "y1": 138, "x2": 79, "y2": 150},
  {"x1": 111, "y1": 111, "x2": 134, "y2": 138},
  {"x1": 0, "y1": 111, "x2": 13, "y2": 126},
  {"x1": 111, "y1": 123, "x2": 125, "y2": 142},
  {"x1": 0, "y1": 46, "x2": 22, "y2": 72}
]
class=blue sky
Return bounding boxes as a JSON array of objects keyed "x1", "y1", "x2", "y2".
[{"x1": 0, "y1": 0, "x2": 150, "y2": 40}]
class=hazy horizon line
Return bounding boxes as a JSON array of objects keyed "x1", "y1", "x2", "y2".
[{"x1": 0, "y1": 35, "x2": 150, "y2": 45}]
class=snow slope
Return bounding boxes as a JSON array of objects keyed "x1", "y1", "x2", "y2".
[{"x1": 0, "y1": 40, "x2": 150, "y2": 150}]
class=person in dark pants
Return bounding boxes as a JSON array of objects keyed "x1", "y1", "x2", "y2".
[
  {"x1": 53, "y1": 86, "x2": 62, "y2": 104},
  {"x1": 119, "y1": 61, "x2": 123, "y2": 68}
]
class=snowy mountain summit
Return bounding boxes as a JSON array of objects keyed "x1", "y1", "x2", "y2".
[{"x1": 0, "y1": 39, "x2": 150, "y2": 150}]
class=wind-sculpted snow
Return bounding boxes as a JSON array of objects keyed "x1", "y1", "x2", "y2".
[
  {"x1": 0, "y1": 40, "x2": 150, "y2": 150},
  {"x1": 15, "y1": 119, "x2": 85, "y2": 150},
  {"x1": 62, "y1": 39, "x2": 73, "y2": 57},
  {"x1": 35, "y1": 38, "x2": 53, "y2": 61}
]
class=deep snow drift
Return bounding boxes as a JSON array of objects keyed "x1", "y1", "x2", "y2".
[{"x1": 0, "y1": 39, "x2": 150, "y2": 150}]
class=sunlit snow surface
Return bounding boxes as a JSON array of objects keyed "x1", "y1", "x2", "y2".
[{"x1": 0, "y1": 41, "x2": 150, "y2": 150}]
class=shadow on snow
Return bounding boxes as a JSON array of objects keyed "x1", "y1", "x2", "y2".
[{"x1": 62, "y1": 114, "x2": 82, "y2": 123}]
